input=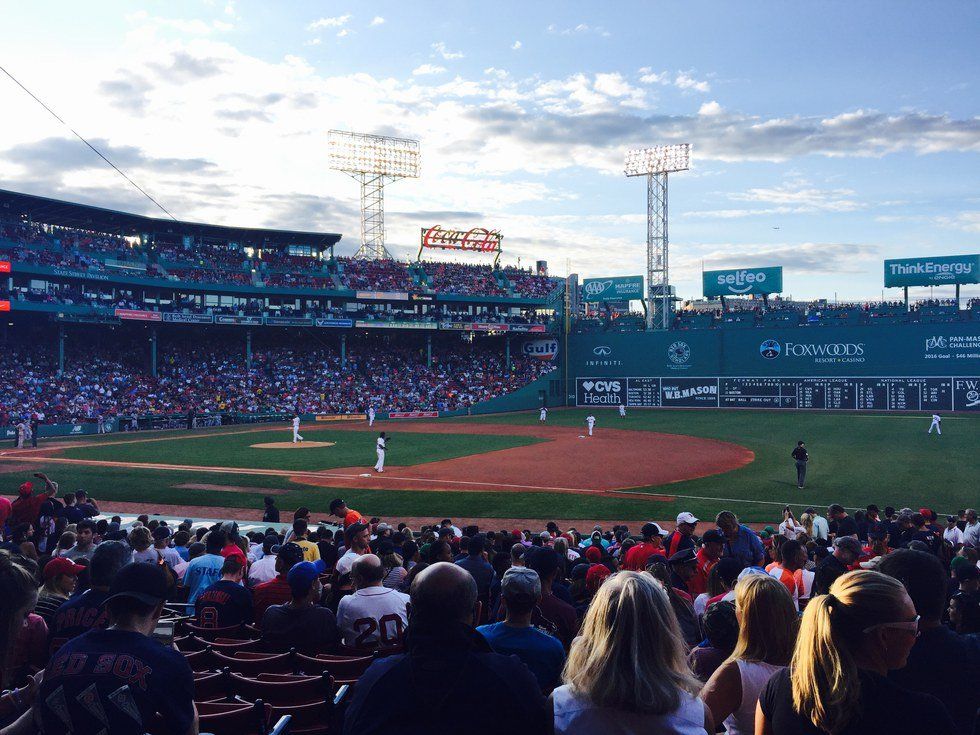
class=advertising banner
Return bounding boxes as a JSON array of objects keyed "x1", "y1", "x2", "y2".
[
  {"x1": 703, "y1": 266, "x2": 783, "y2": 297},
  {"x1": 355, "y1": 320, "x2": 437, "y2": 330},
  {"x1": 114, "y1": 308, "x2": 162, "y2": 322},
  {"x1": 522, "y1": 338, "x2": 559, "y2": 361},
  {"x1": 883, "y1": 254, "x2": 980, "y2": 287},
  {"x1": 315, "y1": 413, "x2": 366, "y2": 421},
  {"x1": 420, "y1": 226, "x2": 502, "y2": 253},
  {"x1": 162, "y1": 313, "x2": 213, "y2": 324},
  {"x1": 581, "y1": 276, "x2": 644, "y2": 302},
  {"x1": 265, "y1": 316, "x2": 312, "y2": 327},
  {"x1": 314, "y1": 318, "x2": 353, "y2": 328},
  {"x1": 356, "y1": 291, "x2": 409, "y2": 301},
  {"x1": 215, "y1": 315, "x2": 263, "y2": 326},
  {"x1": 0, "y1": 301, "x2": 9, "y2": 312},
  {"x1": 508, "y1": 324, "x2": 547, "y2": 333},
  {"x1": 0, "y1": 261, "x2": 10, "y2": 273},
  {"x1": 388, "y1": 411, "x2": 440, "y2": 418}
]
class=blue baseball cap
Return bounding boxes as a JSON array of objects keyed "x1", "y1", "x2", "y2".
[{"x1": 286, "y1": 560, "x2": 326, "y2": 596}]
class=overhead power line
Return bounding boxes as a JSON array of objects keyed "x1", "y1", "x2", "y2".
[{"x1": 0, "y1": 62, "x2": 179, "y2": 221}]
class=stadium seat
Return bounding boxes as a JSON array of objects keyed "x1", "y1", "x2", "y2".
[
  {"x1": 197, "y1": 700, "x2": 272, "y2": 735},
  {"x1": 212, "y1": 650, "x2": 296, "y2": 676},
  {"x1": 194, "y1": 670, "x2": 233, "y2": 701},
  {"x1": 181, "y1": 621, "x2": 253, "y2": 640},
  {"x1": 227, "y1": 671, "x2": 334, "y2": 706},
  {"x1": 295, "y1": 653, "x2": 374, "y2": 680}
]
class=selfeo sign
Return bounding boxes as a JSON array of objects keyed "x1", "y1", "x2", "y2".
[
  {"x1": 703, "y1": 267, "x2": 783, "y2": 297},
  {"x1": 884, "y1": 254, "x2": 980, "y2": 287}
]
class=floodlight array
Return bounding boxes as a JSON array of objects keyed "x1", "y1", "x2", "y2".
[
  {"x1": 328, "y1": 130, "x2": 420, "y2": 178},
  {"x1": 624, "y1": 143, "x2": 691, "y2": 176}
]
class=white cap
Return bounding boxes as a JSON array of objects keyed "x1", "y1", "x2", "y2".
[{"x1": 676, "y1": 512, "x2": 699, "y2": 525}]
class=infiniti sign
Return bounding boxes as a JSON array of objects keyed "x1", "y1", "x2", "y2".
[{"x1": 593, "y1": 345, "x2": 612, "y2": 356}]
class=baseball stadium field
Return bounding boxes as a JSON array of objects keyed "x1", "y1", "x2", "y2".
[{"x1": 1, "y1": 408, "x2": 976, "y2": 524}]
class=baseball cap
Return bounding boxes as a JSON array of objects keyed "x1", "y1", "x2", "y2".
[
  {"x1": 287, "y1": 561, "x2": 321, "y2": 597},
  {"x1": 43, "y1": 557, "x2": 85, "y2": 580},
  {"x1": 584, "y1": 546, "x2": 602, "y2": 563},
  {"x1": 737, "y1": 566, "x2": 769, "y2": 581},
  {"x1": 277, "y1": 542, "x2": 306, "y2": 568},
  {"x1": 641, "y1": 522, "x2": 667, "y2": 538},
  {"x1": 539, "y1": 531, "x2": 552, "y2": 541},
  {"x1": 104, "y1": 562, "x2": 169, "y2": 607},
  {"x1": 701, "y1": 529, "x2": 725, "y2": 544},
  {"x1": 676, "y1": 512, "x2": 699, "y2": 525},
  {"x1": 18, "y1": 481, "x2": 33, "y2": 496},
  {"x1": 947, "y1": 515, "x2": 958, "y2": 523},
  {"x1": 668, "y1": 548, "x2": 697, "y2": 566},
  {"x1": 586, "y1": 564, "x2": 611, "y2": 592},
  {"x1": 501, "y1": 566, "x2": 541, "y2": 601},
  {"x1": 152, "y1": 526, "x2": 172, "y2": 541},
  {"x1": 376, "y1": 523, "x2": 392, "y2": 533}
]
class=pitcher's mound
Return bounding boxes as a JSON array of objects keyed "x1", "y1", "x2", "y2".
[{"x1": 251, "y1": 441, "x2": 336, "y2": 449}]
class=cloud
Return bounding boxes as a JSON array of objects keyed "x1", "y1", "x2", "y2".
[
  {"x1": 369, "y1": 16, "x2": 385, "y2": 26},
  {"x1": 307, "y1": 14, "x2": 351, "y2": 30},
  {"x1": 431, "y1": 41, "x2": 464, "y2": 60},
  {"x1": 304, "y1": 38, "x2": 321, "y2": 46},
  {"x1": 699, "y1": 101, "x2": 723, "y2": 116},
  {"x1": 936, "y1": 211, "x2": 980, "y2": 233},
  {"x1": 149, "y1": 51, "x2": 224, "y2": 82},
  {"x1": 684, "y1": 242, "x2": 881, "y2": 275},
  {"x1": 546, "y1": 23, "x2": 610, "y2": 37},
  {"x1": 412, "y1": 64, "x2": 447, "y2": 76},
  {"x1": 674, "y1": 72, "x2": 710, "y2": 93},
  {"x1": 98, "y1": 73, "x2": 155, "y2": 114},
  {"x1": 511, "y1": 40, "x2": 522, "y2": 50},
  {"x1": 125, "y1": 11, "x2": 234, "y2": 36},
  {"x1": 4, "y1": 136, "x2": 218, "y2": 175},
  {"x1": 214, "y1": 108, "x2": 273, "y2": 123},
  {"x1": 638, "y1": 67, "x2": 669, "y2": 84},
  {"x1": 336, "y1": 29, "x2": 352, "y2": 38}
]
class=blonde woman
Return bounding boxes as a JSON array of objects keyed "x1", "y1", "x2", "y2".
[
  {"x1": 700, "y1": 575, "x2": 797, "y2": 734},
  {"x1": 552, "y1": 571, "x2": 712, "y2": 734},
  {"x1": 756, "y1": 570, "x2": 955, "y2": 735}
]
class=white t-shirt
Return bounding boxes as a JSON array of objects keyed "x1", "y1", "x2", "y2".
[
  {"x1": 336, "y1": 586, "x2": 410, "y2": 649},
  {"x1": 586, "y1": 416, "x2": 595, "y2": 426},
  {"x1": 778, "y1": 520, "x2": 805, "y2": 540},
  {"x1": 552, "y1": 684, "x2": 707, "y2": 735},
  {"x1": 248, "y1": 554, "x2": 279, "y2": 586},
  {"x1": 943, "y1": 526, "x2": 965, "y2": 546},
  {"x1": 931, "y1": 414, "x2": 941, "y2": 423},
  {"x1": 293, "y1": 416, "x2": 300, "y2": 428},
  {"x1": 336, "y1": 549, "x2": 365, "y2": 577},
  {"x1": 376, "y1": 437, "x2": 386, "y2": 452}
]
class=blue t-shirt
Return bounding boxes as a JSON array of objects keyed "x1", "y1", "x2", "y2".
[
  {"x1": 195, "y1": 579, "x2": 254, "y2": 628},
  {"x1": 37, "y1": 628, "x2": 195, "y2": 735},
  {"x1": 182, "y1": 553, "x2": 224, "y2": 612},
  {"x1": 49, "y1": 589, "x2": 111, "y2": 646},
  {"x1": 477, "y1": 621, "x2": 566, "y2": 692}
]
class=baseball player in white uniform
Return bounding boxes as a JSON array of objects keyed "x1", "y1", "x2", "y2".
[
  {"x1": 374, "y1": 431, "x2": 387, "y2": 472},
  {"x1": 586, "y1": 413, "x2": 596, "y2": 436},
  {"x1": 619, "y1": 403, "x2": 626, "y2": 418},
  {"x1": 928, "y1": 413, "x2": 942, "y2": 435},
  {"x1": 368, "y1": 406, "x2": 376, "y2": 427},
  {"x1": 292, "y1": 414, "x2": 304, "y2": 443},
  {"x1": 539, "y1": 406, "x2": 548, "y2": 422}
]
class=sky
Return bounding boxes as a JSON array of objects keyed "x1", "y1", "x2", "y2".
[{"x1": 0, "y1": 0, "x2": 978, "y2": 301}]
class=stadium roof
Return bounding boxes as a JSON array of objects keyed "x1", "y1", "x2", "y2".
[{"x1": 0, "y1": 188, "x2": 342, "y2": 248}]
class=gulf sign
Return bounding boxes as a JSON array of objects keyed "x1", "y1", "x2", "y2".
[
  {"x1": 884, "y1": 254, "x2": 980, "y2": 287},
  {"x1": 0, "y1": 261, "x2": 11, "y2": 273},
  {"x1": 703, "y1": 266, "x2": 783, "y2": 297},
  {"x1": 421, "y1": 226, "x2": 502, "y2": 253},
  {"x1": 522, "y1": 339, "x2": 559, "y2": 361}
]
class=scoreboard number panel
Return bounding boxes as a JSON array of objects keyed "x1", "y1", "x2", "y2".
[{"x1": 576, "y1": 377, "x2": 980, "y2": 411}]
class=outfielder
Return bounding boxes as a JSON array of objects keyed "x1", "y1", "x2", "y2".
[
  {"x1": 368, "y1": 406, "x2": 376, "y2": 427},
  {"x1": 928, "y1": 413, "x2": 942, "y2": 435},
  {"x1": 292, "y1": 413, "x2": 304, "y2": 443},
  {"x1": 374, "y1": 431, "x2": 388, "y2": 472},
  {"x1": 619, "y1": 403, "x2": 626, "y2": 418},
  {"x1": 586, "y1": 413, "x2": 596, "y2": 436},
  {"x1": 539, "y1": 406, "x2": 548, "y2": 422}
]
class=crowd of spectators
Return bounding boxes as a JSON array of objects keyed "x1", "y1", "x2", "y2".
[
  {"x1": 419, "y1": 261, "x2": 507, "y2": 297},
  {"x1": 1, "y1": 481, "x2": 978, "y2": 734},
  {"x1": 0, "y1": 334, "x2": 556, "y2": 424},
  {"x1": 335, "y1": 258, "x2": 419, "y2": 293},
  {"x1": 504, "y1": 266, "x2": 559, "y2": 298}
]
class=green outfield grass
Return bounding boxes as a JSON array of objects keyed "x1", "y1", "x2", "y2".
[
  {"x1": 5, "y1": 409, "x2": 978, "y2": 523},
  {"x1": 57, "y1": 427, "x2": 542, "y2": 471}
]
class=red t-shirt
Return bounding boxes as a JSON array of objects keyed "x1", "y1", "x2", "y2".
[
  {"x1": 253, "y1": 575, "x2": 292, "y2": 622},
  {"x1": 623, "y1": 542, "x2": 666, "y2": 571}
]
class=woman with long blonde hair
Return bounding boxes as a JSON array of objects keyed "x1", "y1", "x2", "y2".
[
  {"x1": 700, "y1": 574, "x2": 797, "y2": 734},
  {"x1": 756, "y1": 570, "x2": 955, "y2": 735},
  {"x1": 552, "y1": 571, "x2": 712, "y2": 734}
]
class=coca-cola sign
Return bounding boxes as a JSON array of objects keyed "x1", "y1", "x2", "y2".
[{"x1": 421, "y1": 226, "x2": 502, "y2": 252}]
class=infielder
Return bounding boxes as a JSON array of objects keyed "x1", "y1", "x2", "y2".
[
  {"x1": 368, "y1": 406, "x2": 376, "y2": 427},
  {"x1": 539, "y1": 406, "x2": 548, "y2": 422},
  {"x1": 619, "y1": 403, "x2": 626, "y2": 418},
  {"x1": 928, "y1": 413, "x2": 942, "y2": 435},
  {"x1": 292, "y1": 413, "x2": 304, "y2": 443},
  {"x1": 586, "y1": 413, "x2": 596, "y2": 436},
  {"x1": 374, "y1": 431, "x2": 388, "y2": 472}
]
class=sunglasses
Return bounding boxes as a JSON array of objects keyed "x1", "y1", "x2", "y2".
[{"x1": 863, "y1": 615, "x2": 920, "y2": 636}]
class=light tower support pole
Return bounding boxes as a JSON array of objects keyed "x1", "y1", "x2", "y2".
[{"x1": 625, "y1": 143, "x2": 690, "y2": 331}]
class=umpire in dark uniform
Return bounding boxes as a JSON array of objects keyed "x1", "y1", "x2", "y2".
[{"x1": 792, "y1": 440, "x2": 809, "y2": 489}]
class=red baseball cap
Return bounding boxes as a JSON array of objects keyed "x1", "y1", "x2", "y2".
[
  {"x1": 585, "y1": 546, "x2": 602, "y2": 563},
  {"x1": 18, "y1": 481, "x2": 33, "y2": 496},
  {"x1": 44, "y1": 557, "x2": 85, "y2": 580}
]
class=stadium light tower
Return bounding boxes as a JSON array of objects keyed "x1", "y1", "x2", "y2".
[
  {"x1": 328, "y1": 130, "x2": 420, "y2": 260},
  {"x1": 624, "y1": 143, "x2": 691, "y2": 330}
]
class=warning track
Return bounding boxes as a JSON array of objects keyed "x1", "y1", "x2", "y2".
[{"x1": 0, "y1": 421, "x2": 754, "y2": 498}]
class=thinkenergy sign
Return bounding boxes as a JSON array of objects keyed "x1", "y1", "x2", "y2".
[{"x1": 884, "y1": 254, "x2": 980, "y2": 287}]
